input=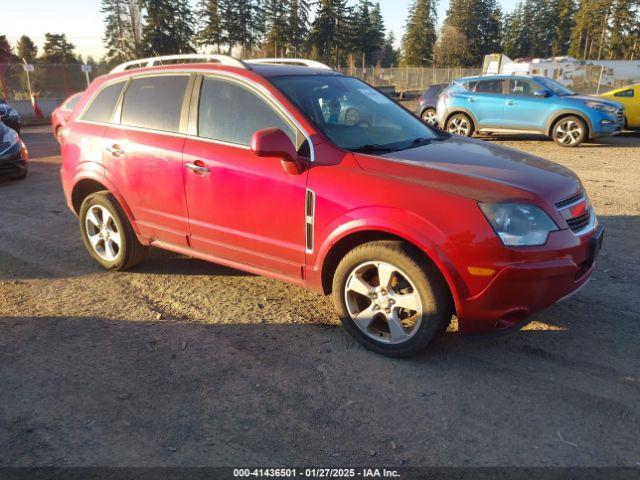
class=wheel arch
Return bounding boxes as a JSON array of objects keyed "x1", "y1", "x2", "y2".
[
  {"x1": 318, "y1": 227, "x2": 460, "y2": 317},
  {"x1": 445, "y1": 108, "x2": 478, "y2": 130},
  {"x1": 70, "y1": 174, "x2": 143, "y2": 238},
  {"x1": 546, "y1": 111, "x2": 592, "y2": 138}
]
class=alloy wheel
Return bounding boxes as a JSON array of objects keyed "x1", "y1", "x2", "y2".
[
  {"x1": 85, "y1": 205, "x2": 122, "y2": 262},
  {"x1": 422, "y1": 109, "x2": 437, "y2": 126},
  {"x1": 344, "y1": 261, "x2": 423, "y2": 344},
  {"x1": 447, "y1": 115, "x2": 471, "y2": 136},
  {"x1": 555, "y1": 120, "x2": 583, "y2": 146}
]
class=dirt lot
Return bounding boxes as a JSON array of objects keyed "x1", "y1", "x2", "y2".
[{"x1": 1, "y1": 125, "x2": 639, "y2": 467}]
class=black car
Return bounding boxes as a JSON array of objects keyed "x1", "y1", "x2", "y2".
[
  {"x1": 0, "y1": 122, "x2": 27, "y2": 180},
  {"x1": 0, "y1": 98, "x2": 21, "y2": 134},
  {"x1": 416, "y1": 83, "x2": 448, "y2": 126}
]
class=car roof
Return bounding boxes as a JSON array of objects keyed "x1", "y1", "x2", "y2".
[
  {"x1": 456, "y1": 74, "x2": 539, "y2": 82},
  {"x1": 104, "y1": 61, "x2": 344, "y2": 81}
]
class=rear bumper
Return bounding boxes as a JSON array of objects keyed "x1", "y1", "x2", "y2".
[{"x1": 456, "y1": 225, "x2": 604, "y2": 334}]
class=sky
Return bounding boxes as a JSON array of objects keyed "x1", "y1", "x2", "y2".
[{"x1": 6, "y1": 0, "x2": 519, "y2": 60}]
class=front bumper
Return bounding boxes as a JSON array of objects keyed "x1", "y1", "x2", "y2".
[
  {"x1": 457, "y1": 224, "x2": 604, "y2": 334},
  {"x1": 589, "y1": 110, "x2": 624, "y2": 138},
  {"x1": 0, "y1": 143, "x2": 27, "y2": 177}
]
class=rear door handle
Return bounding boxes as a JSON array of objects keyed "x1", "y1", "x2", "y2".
[
  {"x1": 185, "y1": 162, "x2": 210, "y2": 175},
  {"x1": 506, "y1": 100, "x2": 516, "y2": 106},
  {"x1": 106, "y1": 145, "x2": 125, "y2": 157}
]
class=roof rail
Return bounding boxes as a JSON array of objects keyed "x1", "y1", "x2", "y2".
[
  {"x1": 245, "y1": 58, "x2": 332, "y2": 70},
  {"x1": 110, "y1": 54, "x2": 246, "y2": 73}
]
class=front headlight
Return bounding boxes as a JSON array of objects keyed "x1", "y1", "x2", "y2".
[
  {"x1": 480, "y1": 203, "x2": 558, "y2": 246},
  {"x1": 2, "y1": 128, "x2": 19, "y2": 146},
  {"x1": 585, "y1": 102, "x2": 616, "y2": 113}
]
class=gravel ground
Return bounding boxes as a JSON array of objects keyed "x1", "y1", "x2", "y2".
[{"x1": 1, "y1": 125, "x2": 639, "y2": 467}]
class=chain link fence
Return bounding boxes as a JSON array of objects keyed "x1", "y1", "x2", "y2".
[{"x1": 337, "y1": 67, "x2": 483, "y2": 93}]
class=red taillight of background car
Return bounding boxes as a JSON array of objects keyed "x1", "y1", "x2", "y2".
[{"x1": 20, "y1": 139, "x2": 28, "y2": 161}]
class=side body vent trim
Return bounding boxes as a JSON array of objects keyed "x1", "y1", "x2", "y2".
[{"x1": 305, "y1": 189, "x2": 315, "y2": 253}]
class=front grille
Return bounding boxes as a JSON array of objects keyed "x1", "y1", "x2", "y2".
[
  {"x1": 0, "y1": 163, "x2": 21, "y2": 175},
  {"x1": 567, "y1": 211, "x2": 590, "y2": 232},
  {"x1": 555, "y1": 191, "x2": 584, "y2": 209}
]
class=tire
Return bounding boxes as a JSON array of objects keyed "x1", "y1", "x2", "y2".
[
  {"x1": 332, "y1": 240, "x2": 452, "y2": 358},
  {"x1": 552, "y1": 115, "x2": 587, "y2": 147},
  {"x1": 446, "y1": 112, "x2": 474, "y2": 137},
  {"x1": 79, "y1": 191, "x2": 147, "y2": 271},
  {"x1": 421, "y1": 108, "x2": 437, "y2": 126}
]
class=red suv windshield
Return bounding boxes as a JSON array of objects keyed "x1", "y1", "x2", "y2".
[{"x1": 271, "y1": 75, "x2": 439, "y2": 151}]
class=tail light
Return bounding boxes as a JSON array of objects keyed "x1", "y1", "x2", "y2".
[{"x1": 19, "y1": 139, "x2": 28, "y2": 161}]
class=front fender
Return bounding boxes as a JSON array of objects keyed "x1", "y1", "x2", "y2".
[{"x1": 311, "y1": 206, "x2": 468, "y2": 314}]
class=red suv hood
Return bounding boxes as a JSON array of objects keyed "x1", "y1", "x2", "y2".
[{"x1": 356, "y1": 136, "x2": 582, "y2": 204}]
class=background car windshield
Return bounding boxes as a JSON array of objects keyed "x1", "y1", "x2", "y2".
[
  {"x1": 271, "y1": 75, "x2": 438, "y2": 150},
  {"x1": 535, "y1": 77, "x2": 575, "y2": 95}
]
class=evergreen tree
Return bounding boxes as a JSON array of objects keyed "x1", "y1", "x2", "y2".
[
  {"x1": 142, "y1": 0, "x2": 195, "y2": 55},
  {"x1": 263, "y1": 0, "x2": 290, "y2": 56},
  {"x1": 16, "y1": 36, "x2": 38, "y2": 63},
  {"x1": 551, "y1": 0, "x2": 576, "y2": 55},
  {"x1": 442, "y1": 0, "x2": 502, "y2": 65},
  {"x1": 223, "y1": 0, "x2": 264, "y2": 56},
  {"x1": 41, "y1": 33, "x2": 79, "y2": 63},
  {"x1": 195, "y1": 0, "x2": 225, "y2": 52},
  {"x1": 0, "y1": 36, "x2": 14, "y2": 64},
  {"x1": 352, "y1": 0, "x2": 375, "y2": 67},
  {"x1": 401, "y1": 0, "x2": 437, "y2": 66},
  {"x1": 102, "y1": 0, "x2": 143, "y2": 62},
  {"x1": 287, "y1": 0, "x2": 311, "y2": 56},
  {"x1": 608, "y1": 0, "x2": 639, "y2": 59},
  {"x1": 380, "y1": 31, "x2": 398, "y2": 66},
  {"x1": 310, "y1": 0, "x2": 352, "y2": 65},
  {"x1": 434, "y1": 24, "x2": 470, "y2": 66},
  {"x1": 569, "y1": 0, "x2": 611, "y2": 59}
]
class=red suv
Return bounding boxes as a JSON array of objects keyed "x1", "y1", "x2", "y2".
[{"x1": 60, "y1": 55, "x2": 604, "y2": 357}]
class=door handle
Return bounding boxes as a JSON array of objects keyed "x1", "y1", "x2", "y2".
[
  {"x1": 106, "y1": 145, "x2": 125, "y2": 157},
  {"x1": 185, "y1": 162, "x2": 210, "y2": 175},
  {"x1": 467, "y1": 98, "x2": 475, "y2": 102},
  {"x1": 506, "y1": 100, "x2": 516, "y2": 106}
]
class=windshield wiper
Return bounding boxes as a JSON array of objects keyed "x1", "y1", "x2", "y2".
[{"x1": 350, "y1": 144, "x2": 398, "y2": 153}]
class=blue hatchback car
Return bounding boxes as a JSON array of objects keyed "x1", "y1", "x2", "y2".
[{"x1": 436, "y1": 75, "x2": 625, "y2": 147}]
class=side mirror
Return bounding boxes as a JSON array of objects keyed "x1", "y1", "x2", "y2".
[
  {"x1": 533, "y1": 89, "x2": 550, "y2": 98},
  {"x1": 251, "y1": 127, "x2": 300, "y2": 175}
]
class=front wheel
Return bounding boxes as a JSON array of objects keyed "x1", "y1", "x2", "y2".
[
  {"x1": 332, "y1": 241, "x2": 452, "y2": 357},
  {"x1": 446, "y1": 113, "x2": 474, "y2": 137},
  {"x1": 79, "y1": 191, "x2": 148, "y2": 271},
  {"x1": 552, "y1": 116, "x2": 587, "y2": 147}
]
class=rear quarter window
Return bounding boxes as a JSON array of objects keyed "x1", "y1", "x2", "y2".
[
  {"x1": 614, "y1": 89, "x2": 634, "y2": 98},
  {"x1": 82, "y1": 82, "x2": 126, "y2": 123},
  {"x1": 121, "y1": 75, "x2": 190, "y2": 132}
]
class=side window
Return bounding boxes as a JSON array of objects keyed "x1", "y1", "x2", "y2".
[
  {"x1": 475, "y1": 79, "x2": 504, "y2": 94},
  {"x1": 508, "y1": 78, "x2": 539, "y2": 96},
  {"x1": 614, "y1": 89, "x2": 634, "y2": 98},
  {"x1": 198, "y1": 77, "x2": 296, "y2": 147},
  {"x1": 83, "y1": 82, "x2": 125, "y2": 123},
  {"x1": 121, "y1": 75, "x2": 189, "y2": 132}
]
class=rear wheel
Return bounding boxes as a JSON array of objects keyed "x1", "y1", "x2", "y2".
[
  {"x1": 552, "y1": 116, "x2": 587, "y2": 147},
  {"x1": 446, "y1": 113, "x2": 474, "y2": 137},
  {"x1": 332, "y1": 241, "x2": 452, "y2": 357},
  {"x1": 421, "y1": 108, "x2": 437, "y2": 126},
  {"x1": 79, "y1": 191, "x2": 147, "y2": 271}
]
